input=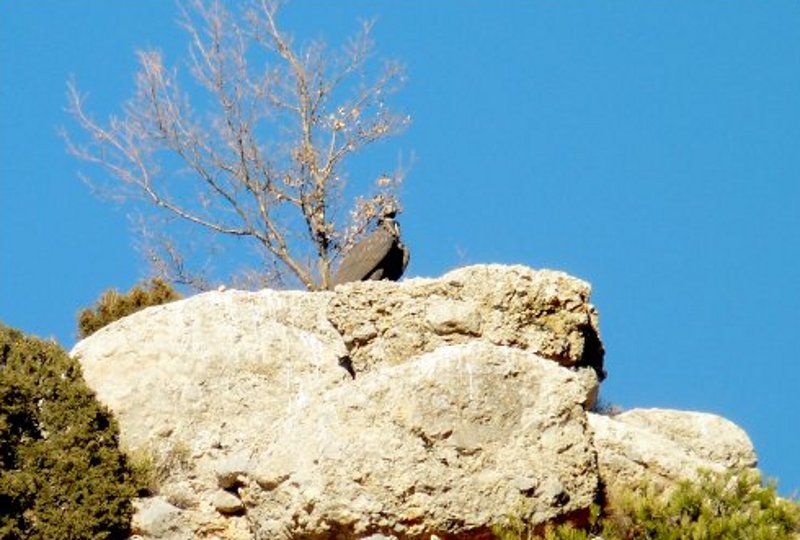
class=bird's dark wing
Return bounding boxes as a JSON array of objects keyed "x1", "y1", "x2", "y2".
[
  {"x1": 376, "y1": 240, "x2": 409, "y2": 282},
  {"x1": 332, "y1": 228, "x2": 395, "y2": 286}
]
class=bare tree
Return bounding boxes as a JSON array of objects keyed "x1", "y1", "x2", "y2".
[{"x1": 65, "y1": 0, "x2": 409, "y2": 291}]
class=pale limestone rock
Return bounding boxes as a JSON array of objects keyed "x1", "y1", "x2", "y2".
[
  {"x1": 329, "y1": 265, "x2": 605, "y2": 380},
  {"x1": 212, "y1": 490, "x2": 244, "y2": 515},
  {"x1": 589, "y1": 408, "x2": 757, "y2": 492},
  {"x1": 132, "y1": 497, "x2": 189, "y2": 539},
  {"x1": 160, "y1": 481, "x2": 199, "y2": 510},
  {"x1": 215, "y1": 453, "x2": 253, "y2": 490},
  {"x1": 424, "y1": 297, "x2": 483, "y2": 335},
  {"x1": 72, "y1": 265, "x2": 604, "y2": 538},
  {"x1": 72, "y1": 289, "x2": 346, "y2": 452},
  {"x1": 245, "y1": 343, "x2": 598, "y2": 538},
  {"x1": 612, "y1": 408, "x2": 757, "y2": 469},
  {"x1": 71, "y1": 264, "x2": 759, "y2": 539}
]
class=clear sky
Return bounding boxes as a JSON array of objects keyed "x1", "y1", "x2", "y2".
[{"x1": 2, "y1": 2, "x2": 799, "y2": 495}]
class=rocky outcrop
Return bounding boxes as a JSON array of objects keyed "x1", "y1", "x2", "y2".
[
  {"x1": 589, "y1": 409, "x2": 757, "y2": 492},
  {"x1": 70, "y1": 265, "x2": 756, "y2": 539},
  {"x1": 328, "y1": 265, "x2": 605, "y2": 380}
]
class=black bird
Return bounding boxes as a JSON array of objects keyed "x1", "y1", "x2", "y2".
[{"x1": 331, "y1": 209, "x2": 410, "y2": 287}]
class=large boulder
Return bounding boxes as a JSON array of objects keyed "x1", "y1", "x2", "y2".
[
  {"x1": 589, "y1": 408, "x2": 758, "y2": 493},
  {"x1": 70, "y1": 264, "x2": 756, "y2": 539},
  {"x1": 71, "y1": 289, "x2": 345, "y2": 454}
]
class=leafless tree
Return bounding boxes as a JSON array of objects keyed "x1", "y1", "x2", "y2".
[{"x1": 65, "y1": 0, "x2": 409, "y2": 291}]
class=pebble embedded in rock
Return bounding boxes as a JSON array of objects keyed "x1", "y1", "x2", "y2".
[{"x1": 212, "y1": 489, "x2": 244, "y2": 515}]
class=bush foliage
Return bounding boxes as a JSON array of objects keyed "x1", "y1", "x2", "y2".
[
  {"x1": 0, "y1": 323, "x2": 136, "y2": 539},
  {"x1": 77, "y1": 278, "x2": 181, "y2": 339},
  {"x1": 496, "y1": 470, "x2": 800, "y2": 540}
]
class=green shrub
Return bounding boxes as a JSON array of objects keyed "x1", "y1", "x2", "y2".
[
  {"x1": 0, "y1": 324, "x2": 136, "y2": 539},
  {"x1": 77, "y1": 277, "x2": 181, "y2": 339},
  {"x1": 495, "y1": 470, "x2": 800, "y2": 540}
]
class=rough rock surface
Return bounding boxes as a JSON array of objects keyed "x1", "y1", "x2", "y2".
[
  {"x1": 132, "y1": 498, "x2": 184, "y2": 538},
  {"x1": 247, "y1": 343, "x2": 597, "y2": 538},
  {"x1": 589, "y1": 408, "x2": 758, "y2": 492},
  {"x1": 329, "y1": 265, "x2": 605, "y2": 380},
  {"x1": 70, "y1": 264, "x2": 756, "y2": 539}
]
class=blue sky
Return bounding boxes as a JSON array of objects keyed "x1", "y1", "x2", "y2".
[{"x1": 2, "y1": 2, "x2": 798, "y2": 495}]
